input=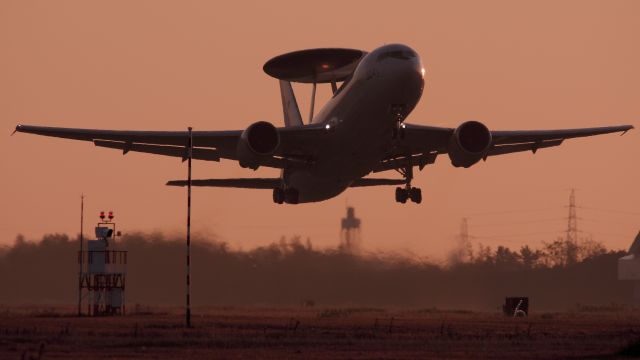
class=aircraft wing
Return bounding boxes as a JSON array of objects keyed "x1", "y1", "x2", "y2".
[
  {"x1": 167, "y1": 178, "x2": 281, "y2": 189},
  {"x1": 166, "y1": 177, "x2": 405, "y2": 188},
  {"x1": 379, "y1": 123, "x2": 633, "y2": 171},
  {"x1": 14, "y1": 124, "x2": 327, "y2": 169}
]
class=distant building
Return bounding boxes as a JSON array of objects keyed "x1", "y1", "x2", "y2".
[
  {"x1": 340, "y1": 207, "x2": 361, "y2": 254},
  {"x1": 618, "y1": 231, "x2": 640, "y2": 303}
]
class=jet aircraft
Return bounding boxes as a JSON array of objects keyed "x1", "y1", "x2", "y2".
[{"x1": 14, "y1": 44, "x2": 633, "y2": 204}]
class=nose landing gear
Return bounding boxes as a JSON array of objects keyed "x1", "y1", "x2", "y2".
[
  {"x1": 390, "y1": 104, "x2": 406, "y2": 139},
  {"x1": 394, "y1": 162, "x2": 422, "y2": 204}
]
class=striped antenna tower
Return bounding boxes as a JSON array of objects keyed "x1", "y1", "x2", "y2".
[
  {"x1": 186, "y1": 127, "x2": 193, "y2": 328},
  {"x1": 78, "y1": 193, "x2": 84, "y2": 316}
]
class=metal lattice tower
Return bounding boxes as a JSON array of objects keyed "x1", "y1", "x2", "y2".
[
  {"x1": 460, "y1": 217, "x2": 469, "y2": 246},
  {"x1": 459, "y1": 217, "x2": 473, "y2": 261},
  {"x1": 340, "y1": 207, "x2": 361, "y2": 254},
  {"x1": 566, "y1": 189, "x2": 578, "y2": 246}
]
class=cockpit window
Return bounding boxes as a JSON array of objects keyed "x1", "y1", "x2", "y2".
[{"x1": 376, "y1": 50, "x2": 416, "y2": 61}]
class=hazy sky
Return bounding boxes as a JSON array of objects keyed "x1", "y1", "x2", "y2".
[{"x1": 1, "y1": 0, "x2": 638, "y2": 259}]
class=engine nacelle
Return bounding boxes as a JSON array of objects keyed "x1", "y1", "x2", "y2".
[
  {"x1": 448, "y1": 121, "x2": 492, "y2": 168},
  {"x1": 237, "y1": 121, "x2": 280, "y2": 170}
]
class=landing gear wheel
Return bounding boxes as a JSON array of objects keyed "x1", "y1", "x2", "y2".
[
  {"x1": 284, "y1": 188, "x2": 299, "y2": 204},
  {"x1": 272, "y1": 188, "x2": 284, "y2": 204},
  {"x1": 395, "y1": 187, "x2": 408, "y2": 203},
  {"x1": 409, "y1": 187, "x2": 422, "y2": 204}
]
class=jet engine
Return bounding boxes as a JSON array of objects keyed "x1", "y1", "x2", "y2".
[
  {"x1": 237, "y1": 121, "x2": 280, "y2": 170},
  {"x1": 447, "y1": 121, "x2": 492, "y2": 168}
]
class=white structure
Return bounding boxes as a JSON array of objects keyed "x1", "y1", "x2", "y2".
[
  {"x1": 79, "y1": 213, "x2": 127, "y2": 316},
  {"x1": 618, "y1": 231, "x2": 640, "y2": 302}
]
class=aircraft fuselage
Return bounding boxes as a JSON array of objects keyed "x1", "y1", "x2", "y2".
[{"x1": 285, "y1": 44, "x2": 425, "y2": 203}]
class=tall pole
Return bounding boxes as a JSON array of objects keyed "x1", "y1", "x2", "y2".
[
  {"x1": 186, "y1": 127, "x2": 193, "y2": 327},
  {"x1": 78, "y1": 194, "x2": 84, "y2": 316}
]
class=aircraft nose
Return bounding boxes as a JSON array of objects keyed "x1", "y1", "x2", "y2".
[
  {"x1": 374, "y1": 44, "x2": 423, "y2": 78},
  {"x1": 376, "y1": 45, "x2": 418, "y2": 62}
]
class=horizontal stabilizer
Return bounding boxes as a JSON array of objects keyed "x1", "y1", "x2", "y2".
[
  {"x1": 350, "y1": 178, "x2": 406, "y2": 187},
  {"x1": 166, "y1": 178, "x2": 280, "y2": 189}
]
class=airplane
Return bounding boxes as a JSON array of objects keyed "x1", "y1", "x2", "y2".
[{"x1": 14, "y1": 44, "x2": 633, "y2": 204}]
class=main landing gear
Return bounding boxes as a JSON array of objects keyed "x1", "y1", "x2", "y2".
[
  {"x1": 395, "y1": 186, "x2": 422, "y2": 204},
  {"x1": 273, "y1": 187, "x2": 299, "y2": 204},
  {"x1": 395, "y1": 162, "x2": 422, "y2": 204}
]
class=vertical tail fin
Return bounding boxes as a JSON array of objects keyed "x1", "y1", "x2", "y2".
[{"x1": 279, "y1": 80, "x2": 303, "y2": 127}]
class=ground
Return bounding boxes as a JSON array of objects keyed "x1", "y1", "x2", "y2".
[{"x1": 1, "y1": 306, "x2": 639, "y2": 359}]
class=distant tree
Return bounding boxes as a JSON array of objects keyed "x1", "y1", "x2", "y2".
[
  {"x1": 474, "y1": 243, "x2": 493, "y2": 265},
  {"x1": 542, "y1": 237, "x2": 587, "y2": 268},
  {"x1": 578, "y1": 236, "x2": 607, "y2": 261},
  {"x1": 519, "y1": 245, "x2": 542, "y2": 269},
  {"x1": 13, "y1": 234, "x2": 26, "y2": 246},
  {"x1": 542, "y1": 238, "x2": 568, "y2": 267},
  {"x1": 494, "y1": 246, "x2": 521, "y2": 270}
]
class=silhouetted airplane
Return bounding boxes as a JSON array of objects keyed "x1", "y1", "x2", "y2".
[{"x1": 15, "y1": 44, "x2": 633, "y2": 204}]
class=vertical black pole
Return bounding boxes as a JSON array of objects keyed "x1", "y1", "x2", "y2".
[
  {"x1": 186, "y1": 127, "x2": 193, "y2": 328},
  {"x1": 78, "y1": 194, "x2": 84, "y2": 316}
]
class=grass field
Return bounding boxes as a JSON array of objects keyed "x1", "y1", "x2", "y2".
[{"x1": 1, "y1": 306, "x2": 640, "y2": 359}]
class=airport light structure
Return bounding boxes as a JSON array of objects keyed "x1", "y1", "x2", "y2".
[{"x1": 78, "y1": 211, "x2": 127, "y2": 316}]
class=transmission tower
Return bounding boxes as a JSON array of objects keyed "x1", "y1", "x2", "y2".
[
  {"x1": 460, "y1": 217, "x2": 469, "y2": 246},
  {"x1": 459, "y1": 217, "x2": 473, "y2": 261},
  {"x1": 565, "y1": 189, "x2": 578, "y2": 246}
]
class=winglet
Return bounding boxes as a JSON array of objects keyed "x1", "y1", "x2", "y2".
[
  {"x1": 166, "y1": 180, "x2": 185, "y2": 186},
  {"x1": 621, "y1": 125, "x2": 634, "y2": 136}
]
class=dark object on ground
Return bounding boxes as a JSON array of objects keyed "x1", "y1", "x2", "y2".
[
  {"x1": 618, "y1": 338, "x2": 640, "y2": 357},
  {"x1": 503, "y1": 297, "x2": 529, "y2": 317}
]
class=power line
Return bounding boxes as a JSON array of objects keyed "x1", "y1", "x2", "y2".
[
  {"x1": 579, "y1": 217, "x2": 638, "y2": 226},
  {"x1": 470, "y1": 230, "x2": 565, "y2": 240},
  {"x1": 466, "y1": 207, "x2": 563, "y2": 217},
  {"x1": 576, "y1": 206, "x2": 640, "y2": 217},
  {"x1": 471, "y1": 218, "x2": 565, "y2": 228},
  {"x1": 577, "y1": 229, "x2": 633, "y2": 239}
]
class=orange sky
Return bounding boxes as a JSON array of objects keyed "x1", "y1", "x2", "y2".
[{"x1": 1, "y1": 0, "x2": 638, "y2": 259}]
